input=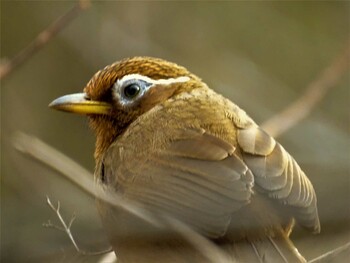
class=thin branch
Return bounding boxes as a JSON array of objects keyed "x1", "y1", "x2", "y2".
[
  {"x1": 12, "y1": 131, "x2": 162, "y2": 225},
  {"x1": 308, "y1": 242, "x2": 350, "y2": 263},
  {"x1": 14, "y1": 134, "x2": 350, "y2": 262},
  {"x1": 19, "y1": 132, "x2": 350, "y2": 263},
  {"x1": 13, "y1": 131, "x2": 95, "y2": 195},
  {"x1": 44, "y1": 196, "x2": 113, "y2": 256},
  {"x1": 13, "y1": 132, "x2": 230, "y2": 262},
  {"x1": 262, "y1": 41, "x2": 350, "y2": 137},
  {"x1": 14, "y1": 130, "x2": 350, "y2": 262},
  {"x1": 0, "y1": 0, "x2": 90, "y2": 80}
]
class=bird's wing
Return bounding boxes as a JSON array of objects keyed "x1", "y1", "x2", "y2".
[
  {"x1": 102, "y1": 123, "x2": 320, "y2": 238},
  {"x1": 102, "y1": 128, "x2": 254, "y2": 238},
  {"x1": 237, "y1": 124, "x2": 320, "y2": 233}
]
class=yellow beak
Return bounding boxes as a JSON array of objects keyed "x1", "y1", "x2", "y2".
[{"x1": 49, "y1": 93, "x2": 111, "y2": 115}]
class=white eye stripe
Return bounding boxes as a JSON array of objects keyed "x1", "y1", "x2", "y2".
[
  {"x1": 117, "y1": 73, "x2": 190, "y2": 87},
  {"x1": 113, "y1": 74, "x2": 190, "y2": 107}
]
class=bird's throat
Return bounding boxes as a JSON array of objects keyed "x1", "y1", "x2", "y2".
[{"x1": 89, "y1": 115, "x2": 130, "y2": 160}]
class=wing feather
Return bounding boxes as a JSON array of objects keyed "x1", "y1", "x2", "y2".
[
  {"x1": 103, "y1": 124, "x2": 320, "y2": 237},
  {"x1": 237, "y1": 125, "x2": 320, "y2": 233},
  {"x1": 103, "y1": 129, "x2": 253, "y2": 238}
]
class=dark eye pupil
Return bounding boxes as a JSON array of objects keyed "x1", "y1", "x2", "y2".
[{"x1": 124, "y1": 84, "x2": 140, "y2": 98}]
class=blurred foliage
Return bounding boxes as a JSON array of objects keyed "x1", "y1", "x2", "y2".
[{"x1": 1, "y1": 1, "x2": 349, "y2": 262}]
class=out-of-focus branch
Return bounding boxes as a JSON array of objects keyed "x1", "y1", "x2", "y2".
[
  {"x1": 262, "y1": 42, "x2": 350, "y2": 137},
  {"x1": 0, "y1": 0, "x2": 90, "y2": 80},
  {"x1": 14, "y1": 132, "x2": 350, "y2": 263},
  {"x1": 308, "y1": 242, "x2": 350, "y2": 263},
  {"x1": 43, "y1": 196, "x2": 113, "y2": 256},
  {"x1": 13, "y1": 131, "x2": 95, "y2": 195},
  {"x1": 13, "y1": 132, "x2": 231, "y2": 263},
  {"x1": 13, "y1": 132, "x2": 159, "y2": 224}
]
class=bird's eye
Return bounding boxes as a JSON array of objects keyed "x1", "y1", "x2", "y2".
[{"x1": 123, "y1": 84, "x2": 141, "y2": 99}]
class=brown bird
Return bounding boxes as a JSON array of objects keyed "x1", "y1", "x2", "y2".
[{"x1": 49, "y1": 57, "x2": 320, "y2": 263}]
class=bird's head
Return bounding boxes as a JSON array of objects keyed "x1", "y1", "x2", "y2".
[{"x1": 49, "y1": 57, "x2": 201, "y2": 159}]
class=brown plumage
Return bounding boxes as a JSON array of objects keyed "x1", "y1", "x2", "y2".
[{"x1": 50, "y1": 57, "x2": 320, "y2": 263}]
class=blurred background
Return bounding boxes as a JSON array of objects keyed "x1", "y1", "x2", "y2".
[{"x1": 1, "y1": 1, "x2": 349, "y2": 262}]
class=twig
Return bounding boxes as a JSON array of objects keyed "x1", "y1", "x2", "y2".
[
  {"x1": 13, "y1": 132, "x2": 350, "y2": 262},
  {"x1": 13, "y1": 132, "x2": 229, "y2": 262},
  {"x1": 44, "y1": 196, "x2": 112, "y2": 256},
  {"x1": 13, "y1": 131, "x2": 95, "y2": 195},
  {"x1": 18, "y1": 132, "x2": 350, "y2": 263},
  {"x1": 308, "y1": 242, "x2": 350, "y2": 263},
  {"x1": 0, "y1": 0, "x2": 90, "y2": 80},
  {"x1": 262, "y1": 41, "x2": 350, "y2": 137}
]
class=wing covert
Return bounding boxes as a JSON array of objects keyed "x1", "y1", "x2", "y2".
[{"x1": 102, "y1": 129, "x2": 254, "y2": 238}]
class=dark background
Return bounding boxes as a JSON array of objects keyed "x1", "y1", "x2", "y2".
[{"x1": 1, "y1": 1, "x2": 349, "y2": 262}]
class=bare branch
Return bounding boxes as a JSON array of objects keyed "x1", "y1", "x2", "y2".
[
  {"x1": 13, "y1": 131, "x2": 95, "y2": 195},
  {"x1": 14, "y1": 130, "x2": 350, "y2": 262},
  {"x1": 0, "y1": 0, "x2": 91, "y2": 80},
  {"x1": 262, "y1": 41, "x2": 350, "y2": 137},
  {"x1": 13, "y1": 132, "x2": 160, "y2": 224},
  {"x1": 308, "y1": 242, "x2": 350, "y2": 263},
  {"x1": 44, "y1": 196, "x2": 113, "y2": 256},
  {"x1": 13, "y1": 132, "x2": 231, "y2": 262}
]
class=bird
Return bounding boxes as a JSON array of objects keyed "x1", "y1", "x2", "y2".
[{"x1": 49, "y1": 57, "x2": 320, "y2": 263}]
